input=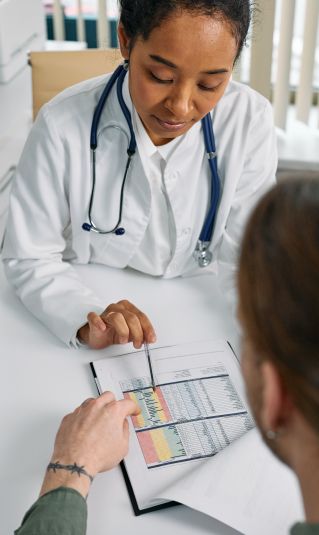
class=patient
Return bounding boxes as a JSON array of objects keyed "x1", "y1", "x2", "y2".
[
  {"x1": 15, "y1": 178, "x2": 319, "y2": 534},
  {"x1": 238, "y1": 177, "x2": 319, "y2": 533}
]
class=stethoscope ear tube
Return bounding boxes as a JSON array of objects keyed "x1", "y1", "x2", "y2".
[
  {"x1": 83, "y1": 147, "x2": 134, "y2": 235},
  {"x1": 83, "y1": 64, "x2": 137, "y2": 235},
  {"x1": 116, "y1": 69, "x2": 137, "y2": 155},
  {"x1": 90, "y1": 64, "x2": 125, "y2": 150},
  {"x1": 200, "y1": 113, "x2": 220, "y2": 242},
  {"x1": 193, "y1": 114, "x2": 221, "y2": 268}
]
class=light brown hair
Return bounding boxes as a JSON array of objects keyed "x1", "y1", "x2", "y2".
[{"x1": 238, "y1": 177, "x2": 319, "y2": 433}]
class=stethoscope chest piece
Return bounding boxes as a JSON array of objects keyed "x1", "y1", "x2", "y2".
[{"x1": 194, "y1": 240, "x2": 213, "y2": 268}]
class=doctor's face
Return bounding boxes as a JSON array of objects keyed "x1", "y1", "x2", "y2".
[{"x1": 118, "y1": 12, "x2": 237, "y2": 146}]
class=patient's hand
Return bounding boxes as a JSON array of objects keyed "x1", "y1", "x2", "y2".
[{"x1": 40, "y1": 391, "x2": 140, "y2": 498}]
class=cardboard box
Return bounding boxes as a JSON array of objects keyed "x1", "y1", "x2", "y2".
[{"x1": 29, "y1": 48, "x2": 122, "y2": 118}]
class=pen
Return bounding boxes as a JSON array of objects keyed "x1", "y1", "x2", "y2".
[{"x1": 144, "y1": 342, "x2": 156, "y2": 391}]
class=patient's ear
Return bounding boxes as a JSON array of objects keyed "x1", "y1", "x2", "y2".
[
  {"x1": 118, "y1": 23, "x2": 130, "y2": 60},
  {"x1": 260, "y1": 360, "x2": 292, "y2": 433}
]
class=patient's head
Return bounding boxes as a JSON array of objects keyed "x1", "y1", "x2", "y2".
[{"x1": 238, "y1": 177, "x2": 319, "y2": 467}]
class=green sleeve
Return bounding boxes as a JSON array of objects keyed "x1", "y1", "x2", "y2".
[
  {"x1": 15, "y1": 487, "x2": 87, "y2": 535},
  {"x1": 291, "y1": 523, "x2": 319, "y2": 535}
]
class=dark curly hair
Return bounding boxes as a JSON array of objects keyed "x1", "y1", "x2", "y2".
[{"x1": 119, "y1": 0, "x2": 252, "y2": 61}]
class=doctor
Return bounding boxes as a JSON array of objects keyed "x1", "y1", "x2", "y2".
[{"x1": 2, "y1": 0, "x2": 277, "y2": 349}]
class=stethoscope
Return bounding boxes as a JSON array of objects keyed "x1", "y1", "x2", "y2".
[{"x1": 82, "y1": 63, "x2": 220, "y2": 268}]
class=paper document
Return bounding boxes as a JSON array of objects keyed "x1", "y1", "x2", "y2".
[
  {"x1": 122, "y1": 367, "x2": 253, "y2": 468},
  {"x1": 91, "y1": 339, "x2": 303, "y2": 533}
]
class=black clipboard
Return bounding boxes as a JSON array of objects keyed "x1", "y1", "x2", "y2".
[{"x1": 90, "y1": 361, "x2": 180, "y2": 516}]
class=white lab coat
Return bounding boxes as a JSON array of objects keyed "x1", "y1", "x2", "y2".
[{"x1": 2, "y1": 72, "x2": 277, "y2": 346}]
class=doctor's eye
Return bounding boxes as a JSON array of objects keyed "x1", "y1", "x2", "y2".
[
  {"x1": 198, "y1": 83, "x2": 222, "y2": 93},
  {"x1": 149, "y1": 72, "x2": 173, "y2": 84}
]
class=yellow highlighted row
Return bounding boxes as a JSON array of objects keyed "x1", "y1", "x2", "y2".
[
  {"x1": 128, "y1": 392, "x2": 145, "y2": 428},
  {"x1": 150, "y1": 428, "x2": 172, "y2": 461},
  {"x1": 128, "y1": 390, "x2": 168, "y2": 428}
]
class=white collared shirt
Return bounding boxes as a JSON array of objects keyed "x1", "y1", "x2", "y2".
[
  {"x1": 121, "y1": 75, "x2": 203, "y2": 278},
  {"x1": 129, "y1": 107, "x2": 183, "y2": 275}
]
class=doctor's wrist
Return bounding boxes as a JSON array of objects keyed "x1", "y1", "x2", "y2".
[{"x1": 77, "y1": 323, "x2": 90, "y2": 345}]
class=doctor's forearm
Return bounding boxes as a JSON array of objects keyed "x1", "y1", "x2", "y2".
[
  {"x1": 77, "y1": 322, "x2": 90, "y2": 344},
  {"x1": 2, "y1": 258, "x2": 105, "y2": 347}
]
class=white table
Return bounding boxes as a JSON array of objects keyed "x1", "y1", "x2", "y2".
[{"x1": 0, "y1": 260, "x2": 240, "y2": 535}]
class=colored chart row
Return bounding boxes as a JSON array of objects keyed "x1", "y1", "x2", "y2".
[
  {"x1": 136, "y1": 413, "x2": 254, "y2": 468},
  {"x1": 123, "y1": 374, "x2": 245, "y2": 431}
]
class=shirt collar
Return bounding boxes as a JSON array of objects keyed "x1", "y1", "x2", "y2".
[
  {"x1": 132, "y1": 107, "x2": 158, "y2": 159},
  {"x1": 133, "y1": 107, "x2": 199, "y2": 164}
]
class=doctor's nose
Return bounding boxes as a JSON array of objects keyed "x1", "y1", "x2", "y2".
[{"x1": 164, "y1": 85, "x2": 194, "y2": 119}]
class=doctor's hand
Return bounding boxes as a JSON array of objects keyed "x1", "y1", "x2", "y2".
[
  {"x1": 77, "y1": 299, "x2": 157, "y2": 350},
  {"x1": 40, "y1": 391, "x2": 140, "y2": 498}
]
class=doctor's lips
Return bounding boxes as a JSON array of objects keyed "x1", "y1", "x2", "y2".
[{"x1": 153, "y1": 115, "x2": 189, "y2": 132}]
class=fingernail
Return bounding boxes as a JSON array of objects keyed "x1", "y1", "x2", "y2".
[
  {"x1": 119, "y1": 337, "x2": 127, "y2": 344},
  {"x1": 150, "y1": 334, "x2": 156, "y2": 343}
]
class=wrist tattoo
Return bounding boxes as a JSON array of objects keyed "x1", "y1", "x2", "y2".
[{"x1": 47, "y1": 461, "x2": 94, "y2": 483}]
